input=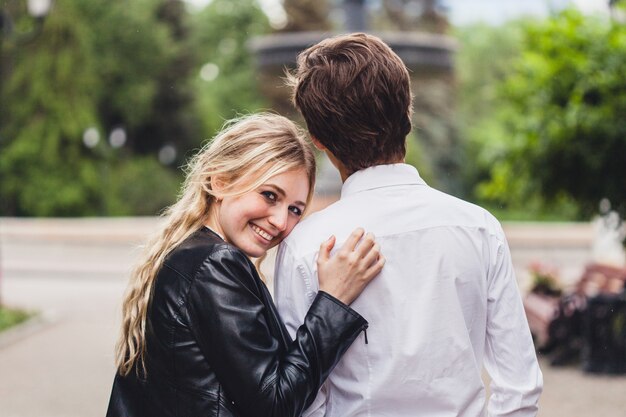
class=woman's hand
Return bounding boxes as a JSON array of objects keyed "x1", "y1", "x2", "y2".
[{"x1": 317, "y1": 228, "x2": 385, "y2": 305}]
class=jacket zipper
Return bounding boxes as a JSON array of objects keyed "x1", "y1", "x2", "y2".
[{"x1": 362, "y1": 324, "x2": 369, "y2": 344}]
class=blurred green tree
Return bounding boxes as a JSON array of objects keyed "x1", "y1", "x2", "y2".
[
  {"x1": 473, "y1": 9, "x2": 626, "y2": 219},
  {"x1": 0, "y1": 0, "x2": 199, "y2": 216},
  {"x1": 77, "y1": 0, "x2": 200, "y2": 168},
  {"x1": 189, "y1": 0, "x2": 270, "y2": 138},
  {"x1": 0, "y1": 0, "x2": 104, "y2": 216},
  {"x1": 85, "y1": 0, "x2": 201, "y2": 162},
  {"x1": 455, "y1": 22, "x2": 525, "y2": 203}
]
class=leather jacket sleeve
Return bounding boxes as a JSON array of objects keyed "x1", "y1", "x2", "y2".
[{"x1": 185, "y1": 246, "x2": 367, "y2": 417}]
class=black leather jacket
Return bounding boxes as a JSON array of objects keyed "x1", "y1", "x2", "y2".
[{"x1": 106, "y1": 227, "x2": 367, "y2": 417}]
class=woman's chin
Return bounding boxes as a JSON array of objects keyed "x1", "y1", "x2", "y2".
[
  {"x1": 248, "y1": 249, "x2": 267, "y2": 259},
  {"x1": 238, "y1": 242, "x2": 269, "y2": 259},
  {"x1": 237, "y1": 231, "x2": 286, "y2": 258}
]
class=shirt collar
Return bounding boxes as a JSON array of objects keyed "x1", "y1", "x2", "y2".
[{"x1": 340, "y1": 163, "x2": 427, "y2": 199}]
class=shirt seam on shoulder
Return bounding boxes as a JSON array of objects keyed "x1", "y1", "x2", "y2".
[
  {"x1": 280, "y1": 240, "x2": 316, "y2": 301},
  {"x1": 343, "y1": 181, "x2": 426, "y2": 197}
]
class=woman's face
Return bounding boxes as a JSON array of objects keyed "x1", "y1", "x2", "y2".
[{"x1": 211, "y1": 168, "x2": 310, "y2": 258}]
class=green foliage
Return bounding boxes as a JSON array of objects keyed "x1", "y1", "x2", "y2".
[
  {"x1": 190, "y1": 0, "x2": 271, "y2": 137},
  {"x1": 0, "y1": 0, "x2": 205, "y2": 216},
  {"x1": 465, "y1": 10, "x2": 626, "y2": 220},
  {"x1": 455, "y1": 22, "x2": 526, "y2": 203},
  {"x1": 612, "y1": 0, "x2": 626, "y2": 12},
  {"x1": 0, "y1": 306, "x2": 32, "y2": 333},
  {"x1": 405, "y1": 131, "x2": 435, "y2": 185},
  {"x1": 0, "y1": 0, "x2": 103, "y2": 215},
  {"x1": 103, "y1": 156, "x2": 181, "y2": 216},
  {"x1": 75, "y1": 0, "x2": 173, "y2": 130},
  {"x1": 411, "y1": 76, "x2": 462, "y2": 197},
  {"x1": 75, "y1": 0, "x2": 202, "y2": 161}
]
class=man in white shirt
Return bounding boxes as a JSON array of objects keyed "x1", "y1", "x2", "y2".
[{"x1": 274, "y1": 33, "x2": 543, "y2": 417}]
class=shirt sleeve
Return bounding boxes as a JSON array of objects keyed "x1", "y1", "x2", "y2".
[
  {"x1": 186, "y1": 247, "x2": 367, "y2": 417},
  {"x1": 274, "y1": 241, "x2": 318, "y2": 338},
  {"x1": 484, "y1": 225, "x2": 543, "y2": 417},
  {"x1": 274, "y1": 241, "x2": 329, "y2": 416}
]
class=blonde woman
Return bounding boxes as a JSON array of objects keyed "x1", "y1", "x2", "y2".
[{"x1": 106, "y1": 113, "x2": 384, "y2": 417}]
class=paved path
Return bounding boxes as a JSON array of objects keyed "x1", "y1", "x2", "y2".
[
  {"x1": 0, "y1": 277, "x2": 124, "y2": 417},
  {"x1": 1, "y1": 217, "x2": 625, "y2": 417},
  {"x1": 536, "y1": 356, "x2": 626, "y2": 417}
]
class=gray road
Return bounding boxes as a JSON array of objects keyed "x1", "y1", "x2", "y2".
[
  {"x1": 0, "y1": 277, "x2": 124, "y2": 417},
  {"x1": 0, "y1": 217, "x2": 625, "y2": 417}
]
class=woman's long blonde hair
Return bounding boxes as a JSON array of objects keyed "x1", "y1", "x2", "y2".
[{"x1": 115, "y1": 113, "x2": 316, "y2": 376}]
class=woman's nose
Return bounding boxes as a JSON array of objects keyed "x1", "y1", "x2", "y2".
[{"x1": 268, "y1": 207, "x2": 288, "y2": 232}]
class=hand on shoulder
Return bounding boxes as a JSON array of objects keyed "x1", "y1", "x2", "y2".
[{"x1": 317, "y1": 228, "x2": 385, "y2": 305}]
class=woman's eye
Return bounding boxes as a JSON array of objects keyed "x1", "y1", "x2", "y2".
[
  {"x1": 261, "y1": 191, "x2": 277, "y2": 202},
  {"x1": 289, "y1": 206, "x2": 303, "y2": 216}
]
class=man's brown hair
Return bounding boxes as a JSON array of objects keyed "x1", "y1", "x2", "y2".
[{"x1": 288, "y1": 32, "x2": 413, "y2": 174}]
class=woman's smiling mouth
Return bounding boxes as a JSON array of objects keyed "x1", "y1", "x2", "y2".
[{"x1": 250, "y1": 223, "x2": 274, "y2": 242}]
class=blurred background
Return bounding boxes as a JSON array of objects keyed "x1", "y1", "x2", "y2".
[{"x1": 1, "y1": 0, "x2": 625, "y2": 416}]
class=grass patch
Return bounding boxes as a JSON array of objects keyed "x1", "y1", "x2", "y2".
[
  {"x1": 0, "y1": 306, "x2": 33, "y2": 333},
  {"x1": 481, "y1": 198, "x2": 582, "y2": 222},
  {"x1": 486, "y1": 206, "x2": 580, "y2": 222}
]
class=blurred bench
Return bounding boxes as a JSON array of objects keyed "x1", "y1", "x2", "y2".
[{"x1": 524, "y1": 263, "x2": 626, "y2": 371}]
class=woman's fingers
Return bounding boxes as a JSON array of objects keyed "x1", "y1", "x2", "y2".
[
  {"x1": 318, "y1": 235, "x2": 336, "y2": 263},
  {"x1": 360, "y1": 242, "x2": 381, "y2": 269},
  {"x1": 317, "y1": 228, "x2": 384, "y2": 305},
  {"x1": 365, "y1": 254, "x2": 386, "y2": 279},
  {"x1": 340, "y1": 228, "x2": 365, "y2": 253},
  {"x1": 354, "y1": 232, "x2": 376, "y2": 257}
]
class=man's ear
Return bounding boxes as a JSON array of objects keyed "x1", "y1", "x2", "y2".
[{"x1": 310, "y1": 136, "x2": 327, "y2": 151}]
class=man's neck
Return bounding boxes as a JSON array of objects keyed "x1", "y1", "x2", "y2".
[{"x1": 339, "y1": 159, "x2": 406, "y2": 183}]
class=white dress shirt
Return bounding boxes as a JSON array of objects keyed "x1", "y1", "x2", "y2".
[{"x1": 274, "y1": 164, "x2": 542, "y2": 417}]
